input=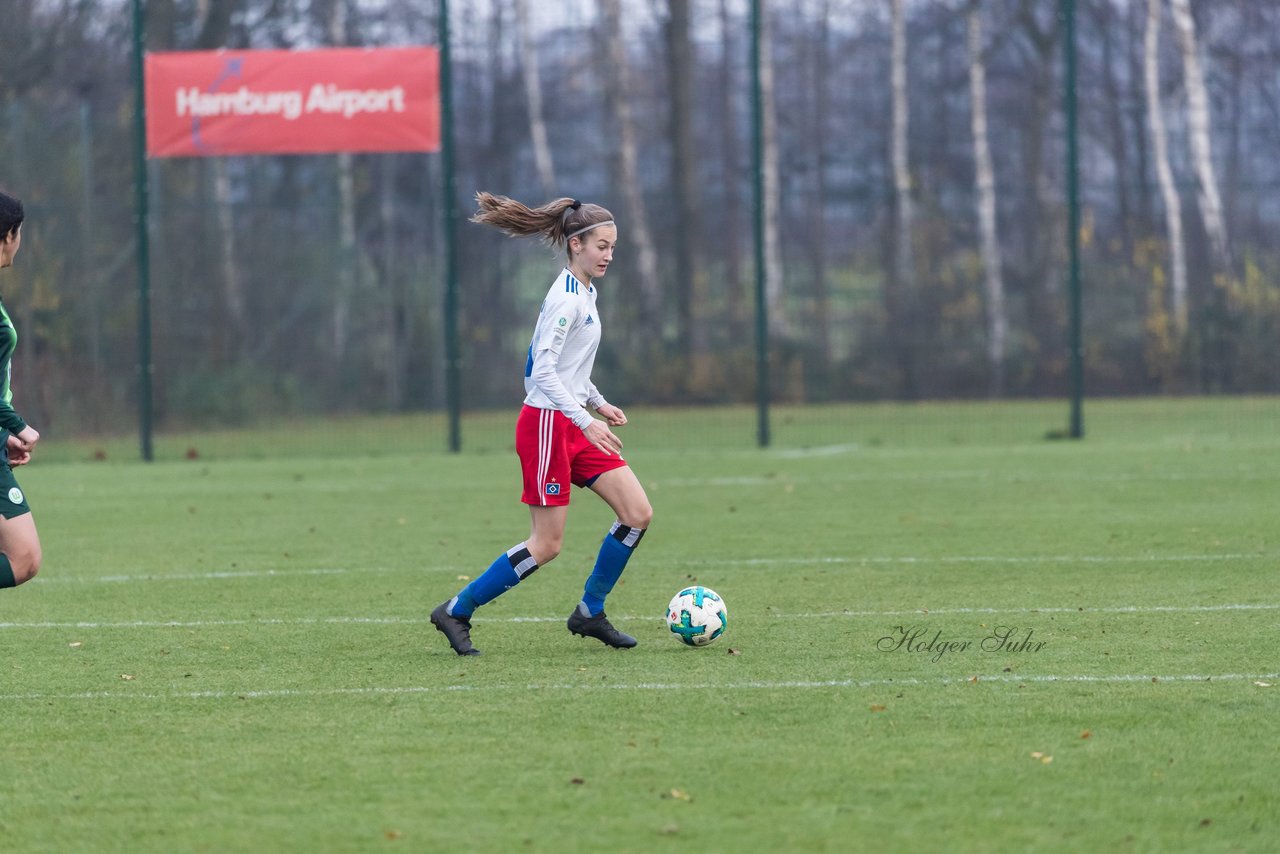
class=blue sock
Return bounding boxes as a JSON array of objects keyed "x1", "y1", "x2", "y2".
[
  {"x1": 581, "y1": 523, "x2": 645, "y2": 616},
  {"x1": 449, "y1": 543, "x2": 539, "y2": 618}
]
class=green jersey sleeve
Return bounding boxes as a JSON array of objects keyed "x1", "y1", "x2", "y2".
[{"x1": 0, "y1": 300, "x2": 29, "y2": 435}]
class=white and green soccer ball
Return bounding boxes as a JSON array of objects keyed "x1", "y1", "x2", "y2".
[{"x1": 666, "y1": 586, "x2": 727, "y2": 647}]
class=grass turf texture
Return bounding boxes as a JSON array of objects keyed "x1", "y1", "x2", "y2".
[{"x1": 3, "y1": 399, "x2": 1277, "y2": 851}]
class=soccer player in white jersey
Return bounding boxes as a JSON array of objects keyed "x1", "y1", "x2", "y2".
[{"x1": 431, "y1": 193, "x2": 653, "y2": 655}]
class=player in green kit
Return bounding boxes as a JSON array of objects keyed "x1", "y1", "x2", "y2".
[{"x1": 0, "y1": 191, "x2": 43, "y2": 590}]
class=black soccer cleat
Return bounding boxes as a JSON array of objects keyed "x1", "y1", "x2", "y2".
[
  {"x1": 431, "y1": 602, "x2": 481, "y2": 656},
  {"x1": 567, "y1": 606, "x2": 637, "y2": 649}
]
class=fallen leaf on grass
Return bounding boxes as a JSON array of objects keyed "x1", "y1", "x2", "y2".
[
  {"x1": 456, "y1": 575, "x2": 471, "y2": 581},
  {"x1": 1030, "y1": 752, "x2": 1053, "y2": 764},
  {"x1": 1199, "y1": 818, "x2": 1212, "y2": 827},
  {"x1": 1254, "y1": 681, "x2": 1272, "y2": 688},
  {"x1": 570, "y1": 778, "x2": 584, "y2": 785},
  {"x1": 726, "y1": 648, "x2": 741, "y2": 656},
  {"x1": 869, "y1": 704, "x2": 887, "y2": 713},
  {"x1": 1080, "y1": 731, "x2": 1092, "y2": 739},
  {"x1": 663, "y1": 789, "x2": 692, "y2": 801},
  {"x1": 385, "y1": 830, "x2": 403, "y2": 840},
  {"x1": 120, "y1": 674, "x2": 136, "y2": 681},
  {"x1": 69, "y1": 642, "x2": 83, "y2": 649}
]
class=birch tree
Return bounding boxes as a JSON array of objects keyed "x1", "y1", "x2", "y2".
[
  {"x1": 891, "y1": 0, "x2": 914, "y2": 294},
  {"x1": 1168, "y1": 0, "x2": 1229, "y2": 266},
  {"x1": 199, "y1": 0, "x2": 244, "y2": 366},
  {"x1": 1145, "y1": 0, "x2": 1187, "y2": 331},
  {"x1": 514, "y1": 0, "x2": 556, "y2": 196},
  {"x1": 717, "y1": 0, "x2": 744, "y2": 339},
  {"x1": 807, "y1": 0, "x2": 833, "y2": 366},
  {"x1": 967, "y1": 0, "x2": 1006, "y2": 396},
  {"x1": 328, "y1": 0, "x2": 358, "y2": 361},
  {"x1": 600, "y1": 0, "x2": 661, "y2": 334},
  {"x1": 760, "y1": 1, "x2": 786, "y2": 340},
  {"x1": 666, "y1": 0, "x2": 708, "y2": 367},
  {"x1": 888, "y1": 0, "x2": 914, "y2": 393}
]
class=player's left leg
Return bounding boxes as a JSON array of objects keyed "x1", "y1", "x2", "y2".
[
  {"x1": 567, "y1": 466, "x2": 652, "y2": 648},
  {"x1": 0, "y1": 510, "x2": 41, "y2": 589}
]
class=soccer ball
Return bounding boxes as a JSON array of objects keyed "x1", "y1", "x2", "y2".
[{"x1": 666, "y1": 586, "x2": 727, "y2": 647}]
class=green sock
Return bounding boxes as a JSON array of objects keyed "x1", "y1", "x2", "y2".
[{"x1": 0, "y1": 554, "x2": 15, "y2": 588}]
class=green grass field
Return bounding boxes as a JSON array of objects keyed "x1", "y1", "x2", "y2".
[{"x1": 3, "y1": 399, "x2": 1278, "y2": 852}]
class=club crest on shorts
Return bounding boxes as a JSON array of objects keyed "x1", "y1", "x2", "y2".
[
  {"x1": 8, "y1": 487, "x2": 22, "y2": 504},
  {"x1": 545, "y1": 483, "x2": 561, "y2": 495}
]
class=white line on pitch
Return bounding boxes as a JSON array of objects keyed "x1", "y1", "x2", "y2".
[
  {"x1": 36, "y1": 567, "x2": 363, "y2": 584},
  {"x1": 0, "y1": 672, "x2": 1276, "y2": 703},
  {"x1": 659, "y1": 470, "x2": 1280, "y2": 486},
  {"x1": 31, "y1": 551, "x2": 1280, "y2": 585},
  {"x1": 725, "y1": 553, "x2": 1279, "y2": 566},
  {"x1": 3, "y1": 602, "x2": 1277, "y2": 631}
]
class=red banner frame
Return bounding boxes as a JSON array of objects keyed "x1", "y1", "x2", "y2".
[{"x1": 145, "y1": 47, "x2": 440, "y2": 157}]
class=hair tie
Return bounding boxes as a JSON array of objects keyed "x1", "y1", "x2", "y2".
[{"x1": 570, "y1": 199, "x2": 581, "y2": 210}]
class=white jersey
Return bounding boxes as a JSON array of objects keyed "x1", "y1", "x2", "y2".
[{"x1": 523, "y1": 268, "x2": 607, "y2": 430}]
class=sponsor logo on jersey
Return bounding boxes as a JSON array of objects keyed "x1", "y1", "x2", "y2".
[{"x1": 558, "y1": 316, "x2": 568, "y2": 327}]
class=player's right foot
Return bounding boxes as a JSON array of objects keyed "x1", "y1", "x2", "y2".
[
  {"x1": 567, "y1": 605, "x2": 637, "y2": 649},
  {"x1": 431, "y1": 602, "x2": 481, "y2": 656}
]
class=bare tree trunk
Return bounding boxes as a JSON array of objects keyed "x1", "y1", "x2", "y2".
[
  {"x1": 1093, "y1": 0, "x2": 1136, "y2": 263},
  {"x1": 891, "y1": 0, "x2": 913, "y2": 290},
  {"x1": 889, "y1": 0, "x2": 914, "y2": 396},
  {"x1": 808, "y1": 0, "x2": 833, "y2": 370},
  {"x1": 198, "y1": 0, "x2": 243, "y2": 368},
  {"x1": 1011, "y1": 3, "x2": 1062, "y2": 390},
  {"x1": 967, "y1": 1, "x2": 1006, "y2": 397},
  {"x1": 382, "y1": 157, "x2": 404, "y2": 409},
  {"x1": 666, "y1": 0, "x2": 707, "y2": 374},
  {"x1": 760, "y1": 3, "x2": 786, "y2": 341},
  {"x1": 514, "y1": 0, "x2": 556, "y2": 196},
  {"x1": 718, "y1": 0, "x2": 745, "y2": 342},
  {"x1": 1168, "y1": 0, "x2": 1229, "y2": 267},
  {"x1": 601, "y1": 0, "x2": 661, "y2": 331},
  {"x1": 330, "y1": 0, "x2": 356, "y2": 361},
  {"x1": 211, "y1": 160, "x2": 244, "y2": 363},
  {"x1": 1146, "y1": 0, "x2": 1187, "y2": 332}
]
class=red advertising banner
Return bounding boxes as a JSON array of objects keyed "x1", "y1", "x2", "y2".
[{"x1": 145, "y1": 47, "x2": 440, "y2": 157}]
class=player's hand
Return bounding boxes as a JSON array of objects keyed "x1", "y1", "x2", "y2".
[
  {"x1": 6, "y1": 433, "x2": 31, "y2": 466},
  {"x1": 15, "y1": 425, "x2": 39, "y2": 450},
  {"x1": 596, "y1": 403, "x2": 627, "y2": 426},
  {"x1": 583, "y1": 419, "x2": 623, "y2": 456}
]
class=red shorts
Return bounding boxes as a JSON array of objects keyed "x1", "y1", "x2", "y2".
[{"x1": 515, "y1": 405, "x2": 627, "y2": 506}]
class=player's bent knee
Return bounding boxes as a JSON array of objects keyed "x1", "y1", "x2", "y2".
[
  {"x1": 623, "y1": 503, "x2": 653, "y2": 531},
  {"x1": 527, "y1": 541, "x2": 561, "y2": 566},
  {"x1": 14, "y1": 552, "x2": 40, "y2": 584}
]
